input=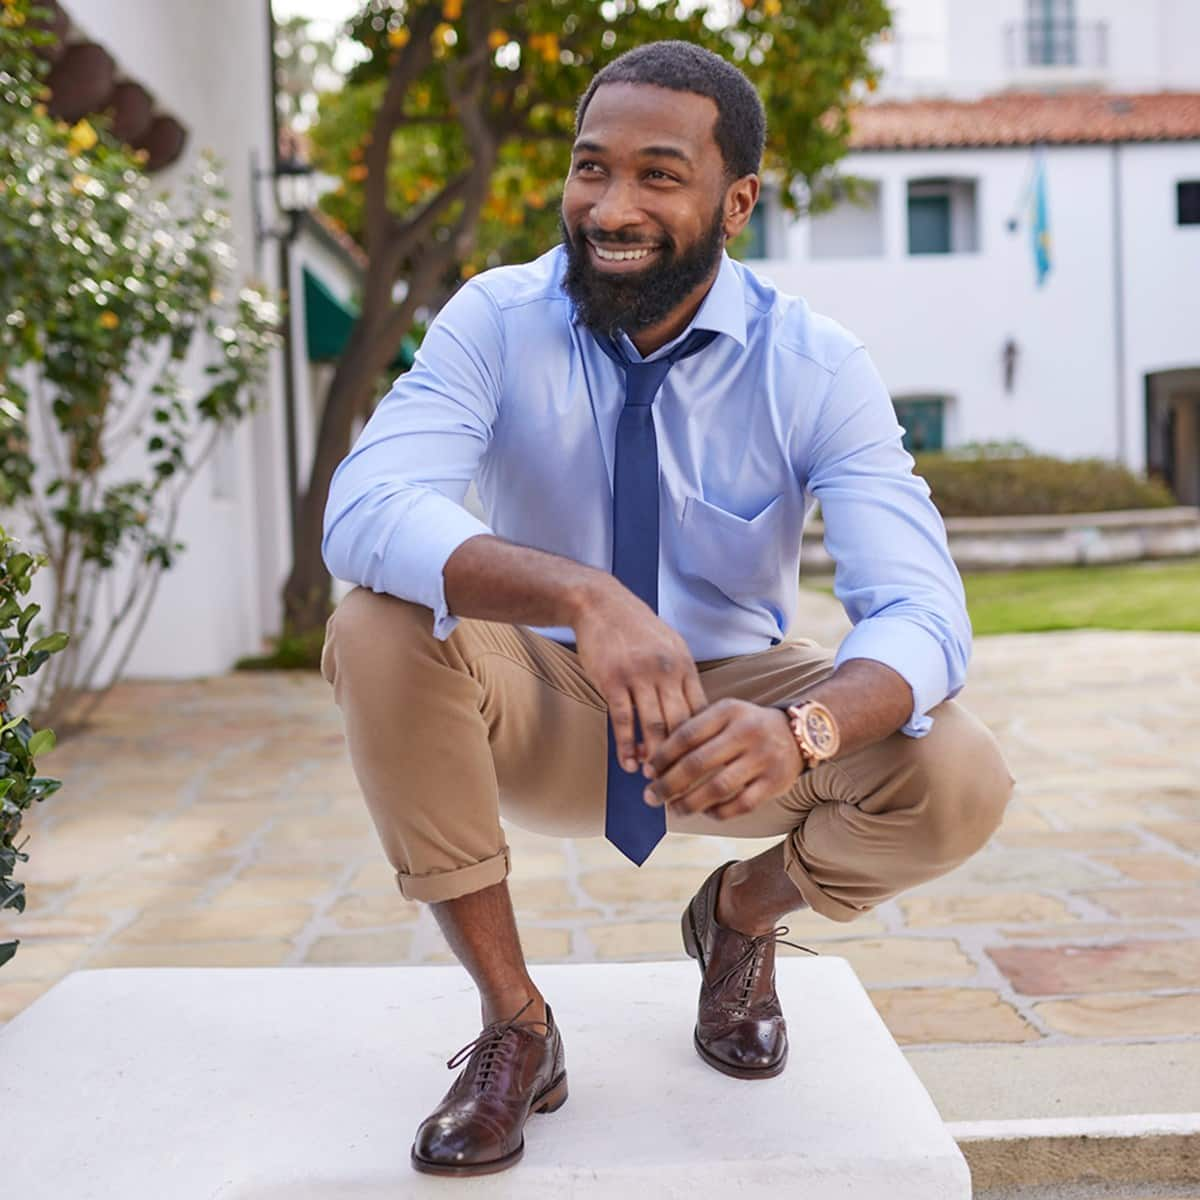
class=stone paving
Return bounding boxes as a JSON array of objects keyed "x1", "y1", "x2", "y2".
[{"x1": 3, "y1": 615, "x2": 1199, "y2": 1080}]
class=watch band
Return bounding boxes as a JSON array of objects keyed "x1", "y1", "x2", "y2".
[{"x1": 785, "y1": 700, "x2": 841, "y2": 771}]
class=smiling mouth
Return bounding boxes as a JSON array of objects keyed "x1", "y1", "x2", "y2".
[{"x1": 587, "y1": 240, "x2": 660, "y2": 264}]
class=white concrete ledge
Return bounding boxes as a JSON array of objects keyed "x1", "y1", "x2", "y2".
[
  {"x1": 0, "y1": 959, "x2": 969, "y2": 1199},
  {"x1": 803, "y1": 505, "x2": 1200, "y2": 571}
]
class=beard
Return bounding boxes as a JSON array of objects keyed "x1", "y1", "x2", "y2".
[{"x1": 559, "y1": 203, "x2": 726, "y2": 337}]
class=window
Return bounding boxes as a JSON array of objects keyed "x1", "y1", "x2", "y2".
[
  {"x1": 894, "y1": 397, "x2": 946, "y2": 453},
  {"x1": 907, "y1": 178, "x2": 978, "y2": 255},
  {"x1": 908, "y1": 194, "x2": 950, "y2": 255},
  {"x1": 1178, "y1": 182, "x2": 1200, "y2": 226},
  {"x1": 1026, "y1": 0, "x2": 1076, "y2": 66},
  {"x1": 810, "y1": 180, "x2": 884, "y2": 260}
]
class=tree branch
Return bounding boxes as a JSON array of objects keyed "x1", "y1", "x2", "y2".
[{"x1": 363, "y1": 5, "x2": 443, "y2": 255}]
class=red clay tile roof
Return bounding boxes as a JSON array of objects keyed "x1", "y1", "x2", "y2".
[{"x1": 849, "y1": 91, "x2": 1200, "y2": 150}]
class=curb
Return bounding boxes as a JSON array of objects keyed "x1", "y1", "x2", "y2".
[{"x1": 950, "y1": 1113, "x2": 1200, "y2": 1193}]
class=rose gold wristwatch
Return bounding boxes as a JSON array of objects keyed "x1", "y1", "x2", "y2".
[{"x1": 785, "y1": 700, "x2": 840, "y2": 772}]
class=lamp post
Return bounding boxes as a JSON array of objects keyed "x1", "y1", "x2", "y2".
[{"x1": 253, "y1": 149, "x2": 316, "y2": 557}]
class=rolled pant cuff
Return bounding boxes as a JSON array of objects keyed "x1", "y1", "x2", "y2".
[
  {"x1": 783, "y1": 846, "x2": 866, "y2": 924},
  {"x1": 397, "y1": 845, "x2": 511, "y2": 903}
]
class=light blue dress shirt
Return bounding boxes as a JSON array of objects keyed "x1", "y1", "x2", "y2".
[{"x1": 323, "y1": 244, "x2": 971, "y2": 736}]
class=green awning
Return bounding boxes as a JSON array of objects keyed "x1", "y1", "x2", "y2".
[{"x1": 302, "y1": 267, "x2": 416, "y2": 372}]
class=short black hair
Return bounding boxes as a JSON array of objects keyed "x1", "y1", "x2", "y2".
[{"x1": 575, "y1": 40, "x2": 765, "y2": 183}]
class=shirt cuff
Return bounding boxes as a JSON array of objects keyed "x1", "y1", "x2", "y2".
[
  {"x1": 378, "y1": 502, "x2": 492, "y2": 641},
  {"x1": 833, "y1": 617, "x2": 952, "y2": 738}
]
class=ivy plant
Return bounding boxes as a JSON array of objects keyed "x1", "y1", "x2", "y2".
[{"x1": 0, "y1": 525, "x2": 67, "y2": 970}]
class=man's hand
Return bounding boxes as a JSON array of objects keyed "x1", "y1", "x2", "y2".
[
  {"x1": 643, "y1": 699, "x2": 802, "y2": 822},
  {"x1": 572, "y1": 580, "x2": 708, "y2": 774}
]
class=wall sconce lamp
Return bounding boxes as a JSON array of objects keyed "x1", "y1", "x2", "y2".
[{"x1": 252, "y1": 148, "x2": 317, "y2": 249}]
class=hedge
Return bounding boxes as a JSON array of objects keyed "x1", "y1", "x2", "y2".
[{"x1": 912, "y1": 446, "x2": 1176, "y2": 518}]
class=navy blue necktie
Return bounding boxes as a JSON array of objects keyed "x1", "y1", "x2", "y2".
[{"x1": 592, "y1": 326, "x2": 718, "y2": 865}]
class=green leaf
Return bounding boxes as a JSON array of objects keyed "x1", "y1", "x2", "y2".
[
  {"x1": 0, "y1": 879, "x2": 25, "y2": 914},
  {"x1": 29, "y1": 631, "x2": 69, "y2": 655},
  {"x1": 0, "y1": 940, "x2": 18, "y2": 969},
  {"x1": 0, "y1": 778, "x2": 12, "y2": 800},
  {"x1": 17, "y1": 602, "x2": 40, "y2": 637},
  {"x1": 26, "y1": 729, "x2": 56, "y2": 758}
]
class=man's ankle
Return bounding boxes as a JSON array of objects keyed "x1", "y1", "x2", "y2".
[
  {"x1": 481, "y1": 988, "x2": 547, "y2": 1029},
  {"x1": 715, "y1": 863, "x2": 786, "y2": 938}
]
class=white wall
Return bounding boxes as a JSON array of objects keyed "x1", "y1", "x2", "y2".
[
  {"x1": 1162, "y1": 0, "x2": 1200, "y2": 91},
  {"x1": 1119, "y1": 142, "x2": 1200, "y2": 467},
  {"x1": 65, "y1": 0, "x2": 292, "y2": 678},
  {"x1": 753, "y1": 140, "x2": 1200, "y2": 467},
  {"x1": 877, "y1": 0, "x2": 1200, "y2": 99}
]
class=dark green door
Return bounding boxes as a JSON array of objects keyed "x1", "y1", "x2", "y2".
[
  {"x1": 894, "y1": 398, "x2": 945, "y2": 453},
  {"x1": 908, "y1": 194, "x2": 951, "y2": 255}
]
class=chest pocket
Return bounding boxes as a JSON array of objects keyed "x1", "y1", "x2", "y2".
[{"x1": 677, "y1": 493, "x2": 786, "y2": 598}]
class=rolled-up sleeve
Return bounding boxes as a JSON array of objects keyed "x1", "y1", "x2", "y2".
[
  {"x1": 322, "y1": 278, "x2": 503, "y2": 639},
  {"x1": 805, "y1": 346, "x2": 971, "y2": 736}
]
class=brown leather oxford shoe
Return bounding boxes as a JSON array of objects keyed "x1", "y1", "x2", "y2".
[
  {"x1": 682, "y1": 861, "x2": 816, "y2": 1080},
  {"x1": 410, "y1": 1000, "x2": 567, "y2": 1176}
]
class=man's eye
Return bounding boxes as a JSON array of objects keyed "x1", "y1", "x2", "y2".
[
  {"x1": 647, "y1": 170, "x2": 676, "y2": 182},
  {"x1": 574, "y1": 160, "x2": 600, "y2": 173}
]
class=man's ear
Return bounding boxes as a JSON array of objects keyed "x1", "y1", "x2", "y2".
[{"x1": 723, "y1": 174, "x2": 760, "y2": 240}]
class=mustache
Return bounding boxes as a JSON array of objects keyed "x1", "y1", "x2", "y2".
[{"x1": 576, "y1": 228, "x2": 669, "y2": 251}]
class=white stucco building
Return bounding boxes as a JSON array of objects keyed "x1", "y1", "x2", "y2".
[{"x1": 747, "y1": 0, "x2": 1200, "y2": 503}]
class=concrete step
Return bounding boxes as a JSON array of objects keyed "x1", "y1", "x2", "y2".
[
  {"x1": 908, "y1": 1043, "x2": 1200, "y2": 1192},
  {"x1": 0, "y1": 958, "x2": 970, "y2": 1199}
]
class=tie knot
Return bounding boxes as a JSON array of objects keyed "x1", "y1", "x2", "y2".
[{"x1": 593, "y1": 327, "x2": 718, "y2": 408}]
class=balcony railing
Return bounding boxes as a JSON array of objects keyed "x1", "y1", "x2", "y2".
[{"x1": 1004, "y1": 19, "x2": 1109, "y2": 71}]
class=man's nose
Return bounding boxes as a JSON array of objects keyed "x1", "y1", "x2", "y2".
[{"x1": 589, "y1": 178, "x2": 644, "y2": 233}]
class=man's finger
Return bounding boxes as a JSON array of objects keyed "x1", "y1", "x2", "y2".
[
  {"x1": 631, "y1": 682, "x2": 669, "y2": 766},
  {"x1": 708, "y1": 776, "x2": 770, "y2": 822},
  {"x1": 656, "y1": 681, "x2": 693, "y2": 745},
  {"x1": 647, "y1": 729, "x2": 741, "y2": 806},
  {"x1": 606, "y1": 689, "x2": 639, "y2": 772},
  {"x1": 648, "y1": 701, "x2": 731, "y2": 779},
  {"x1": 683, "y1": 669, "x2": 708, "y2": 716},
  {"x1": 668, "y1": 754, "x2": 760, "y2": 816}
]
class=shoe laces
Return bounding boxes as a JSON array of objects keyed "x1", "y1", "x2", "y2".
[
  {"x1": 711, "y1": 925, "x2": 817, "y2": 1010},
  {"x1": 445, "y1": 998, "x2": 550, "y2": 1091}
]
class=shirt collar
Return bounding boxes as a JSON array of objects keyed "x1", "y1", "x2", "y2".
[{"x1": 565, "y1": 247, "x2": 748, "y2": 355}]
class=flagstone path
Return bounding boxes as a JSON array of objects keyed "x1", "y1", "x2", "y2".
[{"x1": 3, "y1": 610, "x2": 1199, "y2": 1120}]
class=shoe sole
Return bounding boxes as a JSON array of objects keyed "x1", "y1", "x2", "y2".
[
  {"x1": 409, "y1": 1072, "x2": 568, "y2": 1177},
  {"x1": 682, "y1": 902, "x2": 787, "y2": 1082}
]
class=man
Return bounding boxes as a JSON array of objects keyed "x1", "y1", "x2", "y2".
[{"x1": 322, "y1": 40, "x2": 1012, "y2": 1178}]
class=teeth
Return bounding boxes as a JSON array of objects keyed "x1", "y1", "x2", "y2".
[{"x1": 592, "y1": 243, "x2": 654, "y2": 262}]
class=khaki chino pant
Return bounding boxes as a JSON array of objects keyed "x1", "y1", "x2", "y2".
[{"x1": 322, "y1": 587, "x2": 1013, "y2": 921}]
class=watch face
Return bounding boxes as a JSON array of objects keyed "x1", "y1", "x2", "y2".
[{"x1": 803, "y1": 706, "x2": 837, "y2": 757}]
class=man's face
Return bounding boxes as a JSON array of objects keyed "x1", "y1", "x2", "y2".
[{"x1": 560, "y1": 82, "x2": 748, "y2": 337}]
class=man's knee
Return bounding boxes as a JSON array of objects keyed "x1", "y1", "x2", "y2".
[
  {"x1": 323, "y1": 588, "x2": 439, "y2": 687},
  {"x1": 903, "y1": 703, "x2": 1013, "y2": 870}
]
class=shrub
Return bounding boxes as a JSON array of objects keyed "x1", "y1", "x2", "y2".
[
  {"x1": 913, "y1": 446, "x2": 1177, "y2": 518},
  {"x1": 1, "y1": 6, "x2": 280, "y2": 729}
]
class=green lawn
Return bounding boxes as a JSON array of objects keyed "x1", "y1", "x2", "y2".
[
  {"x1": 961, "y1": 559, "x2": 1200, "y2": 635},
  {"x1": 807, "y1": 559, "x2": 1200, "y2": 636}
]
